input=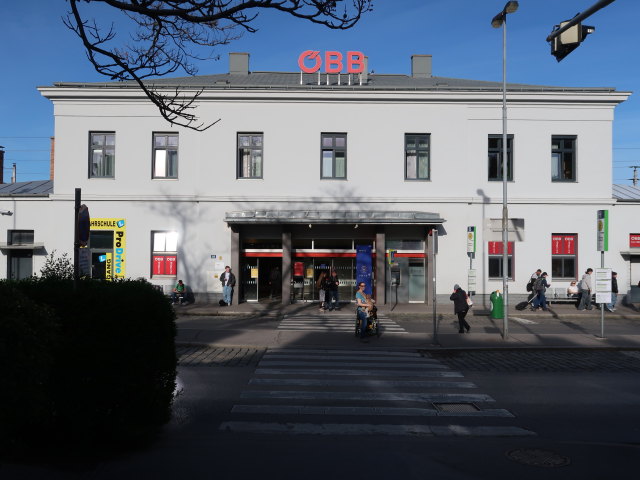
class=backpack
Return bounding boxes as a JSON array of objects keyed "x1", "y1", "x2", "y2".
[
  {"x1": 526, "y1": 278, "x2": 535, "y2": 292},
  {"x1": 534, "y1": 277, "x2": 545, "y2": 292}
]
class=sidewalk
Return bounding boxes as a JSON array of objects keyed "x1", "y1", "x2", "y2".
[{"x1": 174, "y1": 299, "x2": 640, "y2": 351}]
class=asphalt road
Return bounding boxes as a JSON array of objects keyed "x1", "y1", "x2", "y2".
[{"x1": 5, "y1": 347, "x2": 640, "y2": 480}]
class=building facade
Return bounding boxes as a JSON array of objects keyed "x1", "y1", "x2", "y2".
[{"x1": 1, "y1": 53, "x2": 639, "y2": 305}]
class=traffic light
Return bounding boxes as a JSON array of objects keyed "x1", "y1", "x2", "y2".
[{"x1": 550, "y1": 21, "x2": 595, "y2": 62}]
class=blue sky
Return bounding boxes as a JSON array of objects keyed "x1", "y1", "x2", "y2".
[{"x1": 1, "y1": 0, "x2": 638, "y2": 184}]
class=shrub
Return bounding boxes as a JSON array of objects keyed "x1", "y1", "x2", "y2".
[
  {"x1": 1, "y1": 278, "x2": 177, "y2": 453},
  {"x1": 0, "y1": 282, "x2": 59, "y2": 451}
]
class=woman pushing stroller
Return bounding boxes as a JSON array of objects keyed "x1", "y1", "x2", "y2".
[{"x1": 355, "y1": 282, "x2": 377, "y2": 341}]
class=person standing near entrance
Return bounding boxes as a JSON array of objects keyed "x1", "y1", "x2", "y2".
[
  {"x1": 316, "y1": 271, "x2": 328, "y2": 311},
  {"x1": 326, "y1": 268, "x2": 340, "y2": 311},
  {"x1": 577, "y1": 268, "x2": 594, "y2": 310},
  {"x1": 220, "y1": 266, "x2": 236, "y2": 306},
  {"x1": 450, "y1": 284, "x2": 470, "y2": 333},
  {"x1": 269, "y1": 266, "x2": 281, "y2": 299}
]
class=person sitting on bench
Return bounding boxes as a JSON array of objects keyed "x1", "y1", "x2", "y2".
[{"x1": 171, "y1": 280, "x2": 186, "y2": 304}]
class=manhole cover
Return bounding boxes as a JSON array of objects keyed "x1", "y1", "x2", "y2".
[
  {"x1": 433, "y1": 402, "x2": 479, "y2": 413},
  {"x1": 506, "y1": 448, "x2": 570, "y2": 468}
]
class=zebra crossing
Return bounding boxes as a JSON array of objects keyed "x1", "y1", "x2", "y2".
[
  {"x1": 219, "y1": 348, "x2": 535, "y2": 437},
  {"x1": 278, "y1": 312, "x2": 408, "y2": 334}
]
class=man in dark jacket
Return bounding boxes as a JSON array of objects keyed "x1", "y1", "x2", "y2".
[
  {"x1": 606, "y1": 271, "x2": 618, "y2": 312},
  {"x1": 220, "y1": 266, "x2": 236, "y2": 306},
  {"x1": 450, "y1": 284, "x2": 470, "y2": 333}
]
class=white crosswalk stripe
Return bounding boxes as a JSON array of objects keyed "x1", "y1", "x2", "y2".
[
  {"x1": 220, "y1": 348, "x2": 535, "y2": 437},
  {"x1": 278, "y1": 313, "x2": 408, "y2": 334}
]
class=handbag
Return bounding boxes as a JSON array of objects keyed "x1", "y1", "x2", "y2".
[{"x1": 466, "y1": 296, "x2": 473, "y2": 307}]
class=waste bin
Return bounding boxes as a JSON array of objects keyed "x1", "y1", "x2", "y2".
[{"x1": 490, "y1": 290, "x2": 503, "y2": 319}]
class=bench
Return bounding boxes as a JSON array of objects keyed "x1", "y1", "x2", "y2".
[{"x1": 547, "y1": 288, "x2": 579, "y2": 304}]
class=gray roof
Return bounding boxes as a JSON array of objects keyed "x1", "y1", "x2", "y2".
[
  {"x1": 0, "y1": 180, "x2": 53, "y2": 196},
  {"x1": 54, "y1": 71, "x2": 617, "y2": 93},
  {"x1": 613, "y1": 184, "x2": 640, "y2": 201}
]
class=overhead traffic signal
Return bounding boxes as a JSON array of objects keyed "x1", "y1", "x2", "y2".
[{"x1": 550, "y1": 21, "x2": 596, "y2": 62}]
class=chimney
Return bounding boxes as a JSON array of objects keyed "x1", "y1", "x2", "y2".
[
  {"x1": 0, "y1": 146, "x2": 4, "y2": 184},
  {"x1": 229, "y1": 52, "x2": 249, "y2": 75},
  {"x1": 360, "y1": 56, "x2": 369, "y2": 84},
  {"x1": 11, "y1": 163, "x2": 16, "y2": 183},
  {"x1": 411, "y1": 54, "x2": 432, "y2": 78},
  {"x1": 50, "y1": 137, "x2": 55, "y2": 181}
]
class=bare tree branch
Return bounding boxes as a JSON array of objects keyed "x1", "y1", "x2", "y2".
[{"x1": 64, "y1": 0, "x2": 374, "y2": 130}]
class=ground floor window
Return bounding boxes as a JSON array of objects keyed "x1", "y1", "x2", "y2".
[
  {"x1": 488, "y1": 241, "x2": 514, "y2": 280},
  {"x1": 551, "y1": 234, "x2": 577, "y2": 279},
  {"x1": 151, "y1": 231, "x2": 178, "y2": 277}
]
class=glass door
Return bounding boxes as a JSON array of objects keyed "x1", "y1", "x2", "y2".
[
  {"x1": 408, "y1": 260, "x2": 425, "y2": 303},
  {"x1": 242, "y1": 260, "x2": 258, "y2": 302}
]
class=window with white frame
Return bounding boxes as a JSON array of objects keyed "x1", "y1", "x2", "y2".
[
  {"x1": 237, "y1": 133, "x2": 263, "y2": 178},
  {"x1": 405, "y1": 133, "x2": 430, "y2": 180},
  {"x1": 488, "y1": 241, "x2": 514, "y2": 280},
  {"x1": 152, "y1": 133, "x2": 178, "y2": 179},
  {"x1": 151, "y1": 231, "x2": 178, "y2": 277},
  {"x1": 551, "y1": 234, "x2": 577, "y2": 279},
  {"x1": 89, "y1": 132, "x2": 115, "y2": 178},
  {"x1": 321, "y1": 133, "x2": 347, "y2": 179},
  {"x1": 488, "y1": 134, "x2": 513, "y2": 181},
  {"x1": 551, "y1": 136, "x2": 576, "y2": 182}
]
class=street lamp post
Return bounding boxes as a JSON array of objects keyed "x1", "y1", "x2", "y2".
[{"x1": 492, "y1": 1, "x2": 518, "y2": 340}]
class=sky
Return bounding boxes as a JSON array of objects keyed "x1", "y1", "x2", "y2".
[{"x1": 1, "y1": 0, "x2": 639, "y2": 184}]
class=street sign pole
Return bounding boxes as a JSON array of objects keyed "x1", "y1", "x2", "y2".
[
  {"x1": 74, "y1": 188, "x2": 80, "y2": 290},
  {"x1": 431, "y1": 229, "x2": 438, "y2": 345}
]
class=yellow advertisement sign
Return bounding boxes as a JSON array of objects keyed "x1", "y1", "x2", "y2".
[
  {"x1": 251, "y1": 268, "x2": 259, "y2": 279},
  {"x1": 90, "y1": 218, "x2": 126, "y2": 280}
]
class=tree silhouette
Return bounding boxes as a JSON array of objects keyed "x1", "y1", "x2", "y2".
[{"x1": 64, "y1": 0, "x2": 373, "y2": 130}]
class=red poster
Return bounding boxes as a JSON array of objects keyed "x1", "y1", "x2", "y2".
[
  {"x1": 165, "y1": 256, "x2": 177, "y2": 276},
  {"x1": 564, "y1": 236, "x2": 575, "y2": 254},
  {"x1": 551, "y1": 236, "x2": 564, "y2": 255},
  {"x1": 630, "y1": 234, "x2": 640, "y2": 248},
  {"x1": 293, "y1": 261, "x2": 304, "y2": 277},
  {"x1": 153, "y1": 256, "x2": 165, "y2": 275},
  {"x1": 488, "y1": 242, "x2": 513, "y2": 255}
]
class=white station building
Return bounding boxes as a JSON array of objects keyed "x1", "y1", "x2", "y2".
[{"x1": 1, "y1": 52, "x2": 639, "y2": 306}]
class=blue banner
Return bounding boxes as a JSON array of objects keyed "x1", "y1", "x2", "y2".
[{"x1": 356, "y1": 245, "x2": 373, "y2": 296}]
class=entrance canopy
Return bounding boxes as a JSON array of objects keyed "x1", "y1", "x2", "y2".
[{"x1": 225, "y1": 210, "x2": 445, "y2": 225}]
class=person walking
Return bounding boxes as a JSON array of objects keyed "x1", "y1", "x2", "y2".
[
  {"x1": 326, "y1": 268, "x2": 340, "y2": 311},
  {"x1": 220, "y1": 266, "x2": 236, "y2": 306},
  {"x1": 531, "y1": 272, "x2": 550, "y2": 311},
  {"x1": 577, "y1": 268, "x2": 594, "y2": 310},
  {"x1": 606, "y1": 271, "x2": 618, "y2": 312},
  {"x1": 527, "y1": 269, "x2": 542, "y2": 301},
  {"x1": 450, "y1": 284, "x2": 470, "y2": 333}
]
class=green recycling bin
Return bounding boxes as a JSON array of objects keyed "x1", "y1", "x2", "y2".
[{"x1": 490, "y1": 291, "x2": 504, "y2": 319}]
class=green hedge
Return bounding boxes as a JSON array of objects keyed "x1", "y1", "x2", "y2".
[{"x1": 0, "y1": 278, "x2": 177, "y2": 453}]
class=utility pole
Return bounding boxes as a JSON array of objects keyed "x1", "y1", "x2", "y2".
[{"x1": 629, "y1": 166, "x2": 639, "y2": 187}]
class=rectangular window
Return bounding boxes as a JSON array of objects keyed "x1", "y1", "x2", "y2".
[
  {"x1": 8, "y1": 230, "x2": 34, "y2": 245},
  {"x1": 321, "y1": 133, "x2": 347, "y2": 179},
  {"x1": 488, "y1": 241, "x2": 514, "y2": 280},
  {"x1": 237, "y1": 133, "x2": 263, "y2": 178},
  {"x1": 151, "y1": 231, "x2": 178, "y2": 277},
  {"x1": 7, "y1": 230, "x2": 34, "y2": 280},
  {"x1": 405, "y1": 134, "x2": 430, "y2": 180},
  {"x1": 551, "y1": 234, "x2": 577, "y2": 279},
  {"x1": 153, "y1": 133, "x2": 178, "y2": 179},
  {"x1": 488, "y1": 134, "x2": 513, "y2": 181},
  {"x1": 89, "y1": 132, "x2": 115, "y2": 178},
  {"x1": 551, "y1": 136, "x2": 576, "y2": 182}
]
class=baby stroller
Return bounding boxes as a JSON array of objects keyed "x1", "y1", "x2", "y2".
[{"x1": 355, "y1": 304, "x2": 380, "y2": 337}]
